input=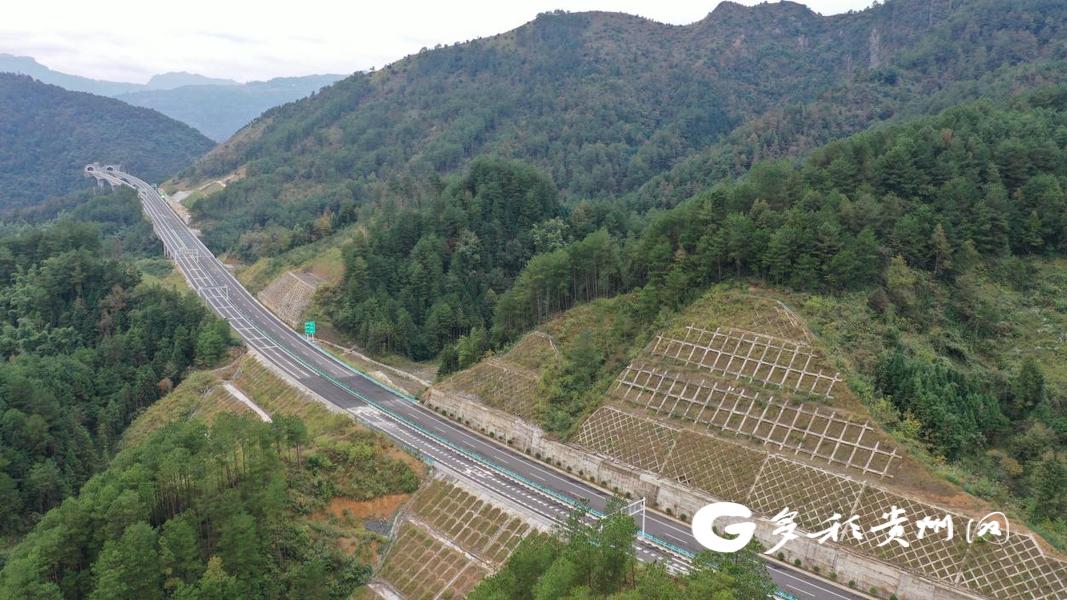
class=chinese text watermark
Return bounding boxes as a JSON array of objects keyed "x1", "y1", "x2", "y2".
[{"x1": 692, "y1": 502, "x2": 1009, "y2": 554}]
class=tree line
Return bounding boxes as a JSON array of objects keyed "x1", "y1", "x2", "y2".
[{"x1": 470, "y1": 499, "x2": 775, "y2": 600}]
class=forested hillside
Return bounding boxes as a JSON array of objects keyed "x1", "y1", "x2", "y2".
[
  {"x1": 315, "y1": 89, "x2": 1066, "y2": 366},
  {"x1": 0, "y1": 189, "x2": 234, "y2": 539},
  {"x1": 184, "y1": 0, "x2": 1067, "y2": 257},
  {"x1": 0, "y1": 409, "x2": 418, "y2": 599},
  {"x1": 0, "y1": 74, "x2": 214, "y2": 211},
  {"x1": 632, "y1": 0, "x2": 1067, "y2": 208},
  {"x1": 498, "y1": 88, "x2": 1067, "y2": 332},
  {"x1": 322, "y1": 158, "x2": 562, "y2": 359}
]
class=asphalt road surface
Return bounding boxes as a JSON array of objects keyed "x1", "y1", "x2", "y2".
[{"x1": 86, "y1": 165, "x2": 865, "y2": 600}]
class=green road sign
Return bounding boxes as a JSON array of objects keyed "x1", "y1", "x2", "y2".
[{"x1": 304, "y1": 321, "x2": 316, "y2": 336}]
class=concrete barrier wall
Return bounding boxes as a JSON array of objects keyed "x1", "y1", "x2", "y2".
[{"x1": 423, "y1": 389, "x2": 986, "y2": 600}]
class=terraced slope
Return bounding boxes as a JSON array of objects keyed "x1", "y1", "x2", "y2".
[
  {"x1": 369, "y1": 477, "x2": 539, "y2": 600},
  {"x1": 438, "y1": 333, "x2": 559, "y2": 421}
]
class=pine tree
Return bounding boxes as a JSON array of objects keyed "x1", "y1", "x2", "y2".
[
  {"x1": 195, "y1": 324, "x2": 227, "y2": 367},
  {"x1": 175, "y1": 556, "x2": 242, "y2": 600},
  {"x1": 763, "y1": 228, "x2": 792, "y2": 284},
  {"x1": 1010, "y1": 358, "x2": 1046, "y2": 417},
  {"x1": 967, "y1": 200, "x2": 1000, "y2": 254},
  {"x1": 931, "y1": 223, "x2": 953, "y2": 276},
  {"x1": 0, "y1": 556, "x2": 63, "y2": 600},
  {"x1": 160, "y1": 518, "x2": 204, "y2": 590},
  {"x1": 217, "y1": 513, "x2": 263, "y2": 584},
  {"x1": 1032, "y1": 455, "x2": 1067, "y2": 522},
  {"x1": 89, "y1": 522, "x2": 163, "y2": 600},
  {"x1": 1023, "y1": 209, "x2": 1044, "y2": 253}
]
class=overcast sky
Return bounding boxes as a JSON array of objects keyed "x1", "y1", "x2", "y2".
[{"x1": 1, "y1": 0, "x2": 876, "y2": 83}]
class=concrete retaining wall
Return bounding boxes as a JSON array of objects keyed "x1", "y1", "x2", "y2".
[{"x1": 423, "y1": 388, "x2": 986, "y2": 600}]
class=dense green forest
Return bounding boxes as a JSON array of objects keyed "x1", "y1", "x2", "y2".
[
  {"x1": 0, "y1": 413, "x2": 418, "y2": 599},
  {"x1": 0, "y1": 189, "x2": 234, "y2": 539},
  {"x1": 183, "y1": 0, "x2": 1067, "y2": 257},
  {"x1": 632, "y1": 0, "x2": 1067, "y2": 209},
  {"x1": 322, "y1": 158, "x2": 563, "y2": 359},
  {"x1": 0, "y1": 186, "x2": 421, "y2": 598},
  {"x1": 0, "y1": 74, "x2": 213, "y2": 212},
  {"x1": 470, "y1": 504, "x2": 774, "y2": 600},
  {"x1": 325, "y1": 89, "x2": 1067, "y2": 361},
  {"x1": 496, "y1": 88, "x2": 1067, "y2": 334}
]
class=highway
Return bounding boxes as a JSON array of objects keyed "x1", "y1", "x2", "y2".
[{"x1": 86, "y1": 165, "x2": 864, "y2": 600}]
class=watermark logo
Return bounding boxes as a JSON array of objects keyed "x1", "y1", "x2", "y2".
[
  {"x1": 691, "y1": 502, "x2": 1009, "y2": 554},
  {"x1": 692, "y1": 502, "x2": 758, "y2": 553}
]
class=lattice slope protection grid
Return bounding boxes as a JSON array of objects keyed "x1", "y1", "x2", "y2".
[
  {"x1": 576, "y1": 406, "x2": 679, "y2": 473},
  {"x1": 957, "y1": 533, "x2": 1067, "y2": 600},
  {"x1": 745, "y1": 454, "x2": 867, "y2": 532},
  {"x1": 440, "y1": 357, "x2": 540, "y2": 420},
  {"x1": 567, "y1": 294, "x2": 1067, "y2": 599},
  {"x1": 662, "y1": 429, "x2": 765, "y2": 503},
  {"x1": 410, "y1": 478, "x2": 533, "y2": 566},
  {"x1": 377, "y1": 523, "x2": 488, "y2": 600},
  {"x1": 373, "y1": 477, "x2": 537, "y2": 599},
  {"x1": 841, "y1": 486, "x2": 971, "y2": 582},
  {"x1": 610, "y1": 361, "x2": 898, "y2": 478},
  {"x1": 649, "y1": 324, "x2": 842, "y2": 399},
  {"x1": 438, "y1": 329, "x2": 564, "y2": 422},
  {"x1": 572, "y1": 405, "x2": 1067, "y2": 600}
]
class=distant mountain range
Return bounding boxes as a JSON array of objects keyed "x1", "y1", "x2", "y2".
[
  {"x1": 0, "y1": 54, "x2": 345, "y2": 140},
  {"x1": 0, "y1": 73, "x2": 214, "y2": 210}
]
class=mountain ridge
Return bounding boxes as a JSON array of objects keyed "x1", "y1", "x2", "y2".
[
  {"x1": 181, "y1": 0, "x2": 1067, "y2": 256},
  {"x1": 0, "y1": 53, "x2": 346, "y2": 140},
  {"x1": 0, "y1": 73, "x2": 215, "y2": 210}
]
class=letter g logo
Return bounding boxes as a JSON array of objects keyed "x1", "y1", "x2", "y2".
[{"x1": 692, "y1": 502, "x2": 756, "y2": 553}]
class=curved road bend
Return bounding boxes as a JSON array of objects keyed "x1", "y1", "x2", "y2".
[{"x1": 86, "y1": 166, "x2": 864, "y2": 600}]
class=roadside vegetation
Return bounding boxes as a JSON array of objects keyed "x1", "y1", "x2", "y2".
[
  {"x1": 470, "y1": 502, "x2": 775, "y2": 600},
  {"x1": 0, "y1": 411, "x2": 418, "y2": 599},
  {"x1": 0, "y1": 189, "x2": 238, "y2": 542}
]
